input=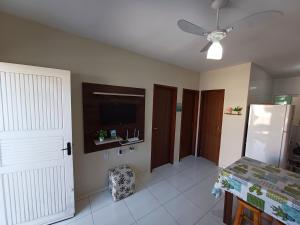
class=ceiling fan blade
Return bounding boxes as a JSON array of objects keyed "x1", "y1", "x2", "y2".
[
  {"x1": 177, "y1": 19, "x2": 209, "y2": 36},
  {"x1": 200, "y1": 42, "x2": 213, "y2": 53},
  {"x1": 224, "y1": 10, "x2": 283, "y2": 30}
]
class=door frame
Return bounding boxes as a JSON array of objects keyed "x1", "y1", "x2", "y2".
[
  {"x1": 197, "y1": 89, "x2": 225, "y2": 165},
  {"x1": 151, "y1": 84, "x2": 177, "y2": 171},
  {"x1": 179, "y1": 88, "x2": 199, "y2": 160}
]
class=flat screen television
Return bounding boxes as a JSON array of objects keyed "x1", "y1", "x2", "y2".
[{"x1": 100, "y1": 103, "x2": 137, "y2": 125}]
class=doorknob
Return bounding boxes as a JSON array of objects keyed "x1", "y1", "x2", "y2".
[
  {"x1": 62, "y1": 142, "x2": 72, "y2": 155},
  {"x1": 153, "y1": 127, "x2": 158, "y2": 130}
]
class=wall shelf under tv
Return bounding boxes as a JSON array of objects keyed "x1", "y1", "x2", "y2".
[
  {"x1": 94, "y1": 137, "x2": 123, "y2": 145},
  {"x1": 82, "y1": 83, "x2": 145, "y2": 153},
  {"x1": 93, "y1": 92, "x2": 145, "y2": 98},
  {"x1": 94, "y1": 138, "x2": 144, "y2": 146}
]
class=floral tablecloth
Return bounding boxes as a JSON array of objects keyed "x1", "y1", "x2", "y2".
[{"x1": 212, "y1": 157, "x2": 300, "y2": 224}]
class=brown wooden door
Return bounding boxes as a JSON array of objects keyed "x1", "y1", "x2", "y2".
[
  {"x1": 198, "y1": 89, "x2": 224, "y2": 165},
  {"x1": 179, "y1": 89, "x2": 199, "y2": 160},
  {"x1": 151, "y1": 84, "x2": 177, "y2": 170}
]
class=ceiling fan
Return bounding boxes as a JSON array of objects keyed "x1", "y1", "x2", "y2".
[{"x1": 177, "y1": 0, "x2": 283, "y2": 60}]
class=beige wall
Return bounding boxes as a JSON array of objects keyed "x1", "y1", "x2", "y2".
[
  {"x1": 0, "y1": 13, "x2": 199, "y2": 198},
  {"x1": 199, "y1": 63, "x2": 251, "y2": 167}
]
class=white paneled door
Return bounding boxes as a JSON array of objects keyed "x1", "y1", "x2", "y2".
[{"x1": 0, "y1": 62, "x2": 74, "y2": 225}]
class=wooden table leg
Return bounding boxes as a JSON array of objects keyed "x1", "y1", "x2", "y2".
[{"x1": 223, "y1": 191, "x2": 233, "y2": 225}]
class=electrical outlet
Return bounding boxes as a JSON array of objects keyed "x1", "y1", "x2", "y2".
[
  {"x1": 129, "y1": 145, "x2": 135, "y2": 152},
  {"x1": 103, "y1": 151, "x2": 109, "y2": 160},
  {"x1": 118, "y1": 148, "x2": 124, "y2": 156}
]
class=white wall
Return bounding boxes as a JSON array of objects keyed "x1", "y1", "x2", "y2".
[
  {"x1": 273, "y1": 76, "x2": 300, "y2": 125},
  {"x1": 199, "y1": 63, "x2": 252, "y2": 168},
  {"x1": 273, "y1": 76, "x2": 300, "y2": 96},
  {"x1": 0, "y1": 12, "x2": 199, "y2": 198},
  {"x1": 248, "y1": 64, "x2": 272, "y2": 104}
]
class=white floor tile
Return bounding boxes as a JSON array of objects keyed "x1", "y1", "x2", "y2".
[
  {"x1": 137, "y1": 207, "x2": 178, "y2": 225},
  {"x1": 164, "y1": 195, "x2": 205, "y2": 225},
  {"x1": 195, "y1": 213, "x2": 222, "y2": 225},
  {"x1": 92, "y1": 200, "x2": 135, "y2": 225},
  {"x1": 68, "y1": 215, "x2": 94, "y2": 225},
  {"x1": 77, "y1": 156, "x2": 221, "y2": 225},
  {"x1": 172, "y1": 161, "x2": 190, "y2": 172},
  {"x1": 136, "y1": 171, "x2": 164, "y2": 187},
  {"x1": 182, "y1": 164, "x2": 219, "y2": 184},
  {"x1": 53, "y1": 214, "x2": 94, "y2": 225},
  {"x1": 209, "y1": 197, "x2": 237, "y2": 224},
  {"x1": 124, "y1": 189, "x2": 160, "y2": 220},
  {"x1": 148, "y1": 180, "x2": 180, "y2": 204},
  {"x1": 167, "y1": 171, "x2": 199, "y2": 192},
  {"x1": 153, "y1": 164, "x2": 183, "y2": 178},
  {"x1": 183, "y1": 175, "x2": 220, "y2": 213},
  {"x1": 52, "y1": 198, "x2": 91, "y2": 225},
  {"x1": 209, "y1": 198, "x2": 225, "y2": 223},
  {"x1": 180, "y1": 156, "x2": 211, "y2": 169},
  {"x1": 90, "y1": 190, "x2": 114, "y2": 212}
]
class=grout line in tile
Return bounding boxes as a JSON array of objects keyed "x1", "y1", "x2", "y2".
[
  {"x1": 164, "y1": 171, "x2": 211, "y2": 195},
  {"x1": 193, "y1": 197, "x2": 225, "y2": 225},
  {"x1": 123, "y1": 199, "x2": 138, "y2": 224},
  {"x1": 87, "y1": 196, "x2": 96, "y2": 225},
  {"x1": 131, "y1": 188, "x2": 164, "y2": 222},
  {"x1": 90, "y1": 198, "x2": 117, "y2": 215},
  {"x1": 161, "y1": 202, "x2": 181, "y2": 225},
  {"x1": 127, "y1": 186, "x2": 181, "y2": 223},
  {"x1": 161, "y1": 202, "x2": 180, "y2": 225},
  {"x1": 147, "y1": 182, "x2": 179, "y2": 207},
  {"x1": 134, "y1": 206, "x2": 160, "y2": 223},
  {"x1": 147, "y1": 185, "x2": 181, "y2": 206},
  {"x1": 87, "y1": 195, "x2": 93, "y2": 213},
  {"x1": 178, "y1": 172, "x2": 214, "y2": 194}
]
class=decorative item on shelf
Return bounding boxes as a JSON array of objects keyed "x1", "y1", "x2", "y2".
[
  {"x1": 233, "y1": 106, "x2": 243, "y2": 115},
  {"x1": 226, "y1": 107, "x2": 233, "y2": 114},
  {"x1": 225, "y1": 106, "x2": 243, "y2": 115},
  {"x1": 274, "y1": 95, "x2": 292, "y2": 105},
  {"x1": 110, "y1": 129, "x2": 117, "y2": 139},
  {"x1": 96, "y1": 129, "x2": 107, "y2": 142}
]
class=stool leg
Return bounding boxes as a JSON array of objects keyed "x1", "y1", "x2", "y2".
[
  {"x1": 233, "y1": 203, "x2": 243, "y2": 225},
  {"x1": 274, "y1": 220, "x2": 285, "y2": 225},
  {"x1": 253, "y1": 211, "x2": 261, "y2": 225},
  {"x1": 262, "y1": 214, "x2": 273, "y2": 224}
]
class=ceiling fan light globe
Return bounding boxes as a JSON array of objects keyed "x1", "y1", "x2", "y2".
[{"x1": 207, "y1": 41, "x2": 223, "y2": 60}]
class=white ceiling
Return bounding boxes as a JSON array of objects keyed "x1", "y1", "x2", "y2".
[{"x1": 0, "y1": 0, "x2": 300, "y2": 77}]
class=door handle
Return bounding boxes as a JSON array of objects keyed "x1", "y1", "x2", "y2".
[
  {"x1": 62, "y1": 142, "x2": 72, "y2": 155},
  {"x1": 153, "y1": 127, "x2": 158, "y2": 130}
]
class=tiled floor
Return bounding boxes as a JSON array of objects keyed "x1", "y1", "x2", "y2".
[{"x1": 54, "y1": 156, "x2": 231, "y2": 225}]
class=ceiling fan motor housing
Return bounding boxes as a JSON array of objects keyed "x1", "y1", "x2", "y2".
[
  {"x1": 207, "y1": 30, "x2": 227, "y2": 42},
  {"x1": 211, "y1": 0, "x2": 229, "y2": 9}
]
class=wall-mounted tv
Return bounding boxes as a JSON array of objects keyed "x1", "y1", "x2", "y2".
[{"x1": 100, "y1": 103, "x2": 137, "y2": 125}]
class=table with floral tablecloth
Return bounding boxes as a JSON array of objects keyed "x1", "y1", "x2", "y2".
[{"x1": 212, "y1": 157, "x2": 300, "y2": 225}]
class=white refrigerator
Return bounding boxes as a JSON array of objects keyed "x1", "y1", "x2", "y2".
[{"x1": 245, "y1": 104, "x2": 294, "y2": 168}]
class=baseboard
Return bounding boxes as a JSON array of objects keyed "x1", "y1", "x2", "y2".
[{"x1": 76, "y1": 186, "x2": 109, "y2": 201}]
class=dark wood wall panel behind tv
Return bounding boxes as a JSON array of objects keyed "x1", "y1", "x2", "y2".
[{"x1": 82, "y1": 83, "x2": 145, "y2": 153}]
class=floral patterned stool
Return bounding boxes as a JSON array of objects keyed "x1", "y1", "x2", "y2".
[{"x1": 108, "y1": 164, "x2": 135, "y2": 201}]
